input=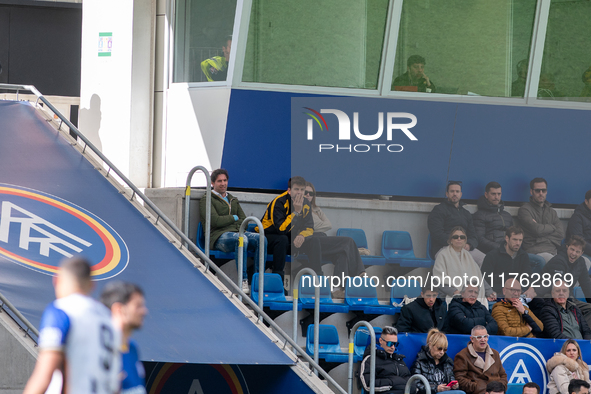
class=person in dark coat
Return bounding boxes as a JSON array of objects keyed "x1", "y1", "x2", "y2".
[
  {"x1": 411, "y1": 328, "x2": 465, "y2": 394},
  {"x1": 481, "y1": 226, "x2": 534, "y2": 296},
  {"x1": 540, "y1": 236, "x2": 591, "y2": 302},
  {"x1": 397, "y1": 287, "x2": 447, "y2": 333},
  {"x1": 428, "y1": 181, "x2": 481, "y2": 263},
  {"x1": 566, "y1": 190, "x2": 591, "y2": 267},
  {"x1": 360, "y1": 326, "x2": 412, "y2": 394},
  {"x1": 539, "y1": 282, "x2": 591, "y2": 339},
  {"x1": 445, "y1": 286, "x2": 498, "y2": 335},
  {"x1": 472, "y1": 182, "x2": 514, "y2": 255}
]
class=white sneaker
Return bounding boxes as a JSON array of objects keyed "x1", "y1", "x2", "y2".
[{"x1": 241, "y1": 280, "x2": 250, "y2": 295}]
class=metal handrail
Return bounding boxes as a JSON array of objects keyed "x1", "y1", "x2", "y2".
[
  {"x1": 0, "y1": 84, "x2": 347, "y2": 394},
  {"x1": 0, "y1": 290, "x2": 39, "y2": 340},
  {"x1": 237, "y1": 217, "x2": 265, "y2": 305},
  {"x1": 406, "y1": 375, "x2": 431, "y2": 394},
  {"x1": 184, "y1": 166, "x2": 211, "y2": 268},
  {"x1": 292, "y1": 269, "x2": 320, "y2": 370},
  {"x1": 349, "y1": 322, "x2": 375, "y2": 394}
]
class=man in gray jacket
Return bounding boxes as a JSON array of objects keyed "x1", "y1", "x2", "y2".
[{"x1": 517, "y1": 177, "x2": 564, "y2": 272}]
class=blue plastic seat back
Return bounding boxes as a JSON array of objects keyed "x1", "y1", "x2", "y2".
[
  {"x1": 574, "y1": 286, "x2": 585, "y2": 302},
  {"x1": 306, "y1": 324, "x2": 342, "y2": 356},
  {"x1": 354, "y1": 327, "x2": 382, "y2": 360},
  {"x1": 345, "y1": 280, "x2": 380, "y2": 307},
  {"x1": 299, "y1": 275, "x2": 332, "y2": 304},
  {"x1": 336, "y1": 228, "x2": 369, "y2": 249},
  {"x1": 382, "y1": 231, "x2": 415, "y2": 259},
  {"x1": 251, "y1": 273, "x2": 287, "y2": 303},
  {"x1": 390, "y1": 279, "x2": 422, "y2": 304},
  {"x1": 196, "y1": 221, "x2": 206, "y2": 251},
  {"x1": 426, "y1": 233, "x2": 435, "y2": 260}
]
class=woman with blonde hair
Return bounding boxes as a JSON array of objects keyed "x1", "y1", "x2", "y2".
[
  {"x1": 305, "y1": 182, "x2": 331, "y2": 235},
  {"x1": 547, "y1": 339, "x2": 591, "y2": 394},
  {"x1": 411, "y1": 328, "x2": 465, "y2": 394}
]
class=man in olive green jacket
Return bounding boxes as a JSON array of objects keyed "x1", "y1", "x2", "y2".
[{"x1": 199, "y1": 169, "x2": 266, "y2": 294}]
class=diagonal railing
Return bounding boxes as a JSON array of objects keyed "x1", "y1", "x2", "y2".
[{"x1": 0, "y1": 84, "x2": 347, "y2": 394}]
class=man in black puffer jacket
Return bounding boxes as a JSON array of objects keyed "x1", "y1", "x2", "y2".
[
  {"x1": 445, "y1": 286, "x2": 498, "y2": 335},
  {"x1": 472, "y1": 182, "x2": 514, "y2": 259},
  {"x1": 397, "y1": 287, "x2": 447, "y2": 333},
  {"x1": 539, "y1": 281, "x2": 591, "y2": 339},
  {"x1": 360, "y1": 326, "x2": 412, "y2": 394}
]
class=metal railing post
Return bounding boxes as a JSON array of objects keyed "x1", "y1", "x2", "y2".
[
  {"x1": 184, "y1": 166, "x2": 211, "y2": 269},
  {"x1": 406, "y1": 375, "x2": 431, "y2": 394},
  {"x1": 292, "y1": 269, "x2": 320, "y2": 371},
  {"x1": 348, "y1": 321, "x2": 375, "y2": 394},
  {"x1": 238, "y1": 217, "x2": 264, "y2": 305}
]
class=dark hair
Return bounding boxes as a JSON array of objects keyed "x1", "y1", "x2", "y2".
[
  {"x1": 523, "y1": 382, "x2": 540, "y2": 394},
  {"x1": 529, "y1": 177, "x2": 547, "y2": 189},
  {"x1": 407, "y1": 55, "x2": 426, "y2": 68},
  {"x1": 568, "y1": 380, "x2": 590, "y2": 394},
  {"x1": 505, "y1": 226, "x2": 524, "y2": 238},
  {"x1": 485, "y1": 181, "x2": 502, "y2": 193},
  {"x1": 211, "y1": 168, "x2": 229, "y2": 183},
  {"x1": 60, "y1": 256, "x2": 92, "y2": 283},
  {"x1": 486, "y1": 381, "x2": 506, "y2": 394},
  {"x1": 382, "y1": 326, "x2": 398, "y2": 336},
  {"x1": 567, "y1": 235, "x2": 587, "y2": 250},
  {"x1": 446, "y1": 181, "x2": 462, "y2": 192},
  {"x1": 305, "y1": 182, "x2": 318, "y2": 208},
  {"x1": 585, "y1": 190, "x2": 591, "y2": 201},
  {"x1": 100, "y1": 281, "x2": 144, "y2": 309},
  {"x1": 288, "y1": 176, "x2": 306, "y2": 189}
]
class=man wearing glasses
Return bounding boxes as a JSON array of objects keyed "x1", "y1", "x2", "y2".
[
  {"x1": 517, "y1": 177, "x2": 564, "y2": 271},
  {"x1": 491, "y1": 278, "x2": 543, "y2": 338},
  {"x1": 360, "y1": 326, "x2": 412, "y2": 394},
  {"x1": 396, "y1": 285, "x2": 447, "y2": 333},
  {"x1": 538, "y1": 281, "x2": 591, "y2": 339},
  {"x1": 454, "y1": 326, "x2": 507, "y2": 394},
  {"x1": 428, "y1": 181, "x2": 482, "y2": 264}
]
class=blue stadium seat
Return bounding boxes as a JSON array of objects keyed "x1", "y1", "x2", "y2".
[
  {"x1": 299, "y1": 275, "x2": 349, "y2": 314},
  {"x1": 390, "y1": 279, "x2": 422, "y2": 306},
  {"x1": 336, "y1": 228, "x2": 386, "y2": 266},
  {"x1": 345, "y1": 280, "x2": 399, "y2": 315},
  {"x1": 507, "y1": 384, "x2": 524, "y2": 394},
  {"x1": 306, "y1": 324, "x2": 349, "y2": 363},
  {"x1": 353, "y1": 326, "x2": 382, "y2": 362},
  {"x1": 252, "y1": 273, "x2": 301, "y2": 311},
  {"x1": 196, "y1": 221, "x2": 235, "y2": 260},
  {"x1": 426, "y1": 233, "x2": 436, "y2": 260},
  {"x1": 574, "y1": 286, "x2": 585, "y2": 302},
  {"x1": 381, "y1": 231, "x2": 433, "y2": 267}
]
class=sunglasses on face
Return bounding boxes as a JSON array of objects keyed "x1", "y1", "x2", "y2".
[
  {"x1": 472, "y1": 335, "x2": 489, "y2": 340},
  {"x1": 304, "y1": 191, "x2": 315, "y2": 196},
  {"x1": 451, "y1": 235, "x2": 467, "y2": 240},
  {"x1": 381, "y1": 339, "x2": 399, "y2": 347},
  {"x1": 533, "y1": 188, "x2": 547, "y2": 193}
]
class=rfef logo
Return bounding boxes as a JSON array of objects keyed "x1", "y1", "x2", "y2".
[
  {"x1": 0, "y1": 184, "x2": 129, "y2": 280},
  {"x1": 304, "y1": 107, "x2": 417, "y2": 153}
]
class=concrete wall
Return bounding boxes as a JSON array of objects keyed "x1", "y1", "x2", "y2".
[{"x1": 0, "y1": 311, "x2": 37, "y2": 393}]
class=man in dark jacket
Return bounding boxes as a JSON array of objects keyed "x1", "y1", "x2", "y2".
[
  {"x1": 472, "y1": 182, "x2": 514, "y2": 261},
  {"x1": 360, "y1": 326, "x2": 411, "y2": 394},
  {"x1": 200, "y1": 169, "x2": 267, "y2": 294},
  {"x1": 566, "y1": 190, "x2": 591, "y2": 269},
  {"x1": 396, "y1": 287, "x2": 447, "y2": 333},
  {"x1": 539, "y1": 236, "x2": 591, "y2": 302},
  {"x1": 445, "y1": 285, "x2": 498, "y2": 335},
  {"x1": 428, "y1": 181, "x2": 482, "y2": 263},
  {"x1": 481, "y1": 226, "x2": 534, "y2": 296},
  {"x1": 539, "y1": 281, "x2": 591, "y2": 339}
]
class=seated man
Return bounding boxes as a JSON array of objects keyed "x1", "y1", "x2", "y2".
[
  {"x1": 472, "y1": 182, "x2": 514, "y2": 256},
  {"x1": 522, "y1": 382, "x2": 540, "y2": 394},
  {"x1": 360, "y1": 326, "x2": 411, "y2": 394},
  {"x1": 392, "y1": 54, "x2": 436, "y2": 93},
  {"x1": 569, "y1": 380, "x2": 590, "y2": 394},
  {"x1": 428, "y1": 181, "x2": 482, "y2": 263},
  {"x1": 454, "y1": 325, "x2": 507, "y2": 394},
  {"x1": 396, "y1": 285, "x2": 447, "y2": 333},
  {"x1": 445, "y1": 285, "x2": 498, "y2": 335},
  {"x1": 261, "y1": 176, "x2": 365, "y2": 296},
  {"x1": 199, "y1": 169, "x2": 267, "y2": 294},
  {"x1": 517, "y1": 177, "x2": 564, "y2": 271},
  {"x1": 487, "y1": 381, "x2": 507, "y2": 394},
  {"x1": 566, "y1": 190, "x2": 591, "y2": 269},
  {"x1": 481, "y1": 226, "x2": 535, "y2": 296},
  {"x1": 492, "y1": 278, "x2": 543, "y2": 338},
  {"x1": 539, "y1": 281, "x2": 591, "y2": 339},
  {"x1": 201, "y1": 36, "x2": 231, "y2": 82}
]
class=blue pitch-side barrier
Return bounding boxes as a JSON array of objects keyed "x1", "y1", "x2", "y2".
[
  {"x1": 398, "y1": 333, "x2": 591, "y2": 394},
  {"x1": 0, "y1": 100, "x2": 292, "y2": 366},
  {"x1": 222, "y1": 89, "x2": 591, "y2": 204}
]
